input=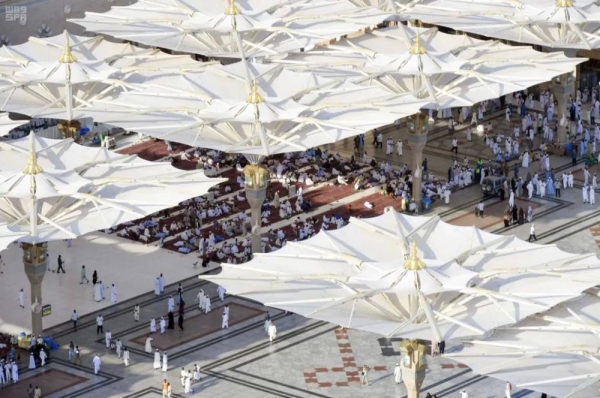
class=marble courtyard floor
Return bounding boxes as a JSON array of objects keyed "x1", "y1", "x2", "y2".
[{"x1": 2, "y1": 103, "x2": 599, "y2": 397}]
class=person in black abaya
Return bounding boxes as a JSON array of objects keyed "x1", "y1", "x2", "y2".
[
  {"x1": 167, "y1": 311, "x2": 174, "y2": 329},
  {"x1": 178, "y1": 313, "x2": 184, "y2": 331}
]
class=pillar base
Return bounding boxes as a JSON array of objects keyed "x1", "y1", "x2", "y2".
[
  {"x1": 243, "y1": 164, "x2": 269, "y2": 254},
  {"x1": 22, "y1": 242, "x2": 48, "y2": 336}
]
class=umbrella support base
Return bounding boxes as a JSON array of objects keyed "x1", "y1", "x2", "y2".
[
  {"x1": 399, "y1": 339, "x2": 427, "y2": 398},
  {"x1": 22, "y1": 242, "x2": 48, "y2": 336},
  {"x1": 244, "y1": 164, "x2": 269, "y2": 254}
]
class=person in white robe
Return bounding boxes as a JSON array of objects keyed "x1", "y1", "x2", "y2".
[
  {"x1": 268, "y1": 323, "x2": 277, "y2": 342},
  {"x1": 162, "y1": 352, "x2": 168, "y2": 372},
  {"x1": 99, "y1": 281, "x2": 105, "y2": 299},
  {"x1": 94, "y1": 283, "x2": 102, "y2": 302},
  {"x1": 18, "y1": 289, "x2": 25, "y2": 308},
  {"x1": 154, "y1": 349, "x2": 161, "y2": 369},
  {"x1": 386, "y1": 138, "x2": 393, "y2": 155},
  {"x1": 28, "y1": 353, "x2": 36, "y2": 369},
  {"x1": 184, "y1": 370, "x2": 193, "y2": 393},
  {"x1": 443, "y1": 189, "x2": 451, "y2": 205},
  {"x1": 203, "y1": 295, "x2": 211, "y2": 313},
  {"x1": 134, "y1": 304, "x2": 140, "y2": 322},
  {"x1": 540, "y1": 181, "x2": 546, "y2": 198},
  {"x1": 222, "y1": 305, "x2": 230, "y2": 329},
  {"x1": 159, "y1": 274, "x2": 165, "y2": 293},
  {"x1": 584, "y1": 168, "x2": 591, "y2": 186},
  {"x1": 505, "y1": 382, "x2": 512, "y2": 398},
  {"x1": 594, "y1": 174, "x2": 599, "y2": 190},
  {"x1": 568, "y1": 172, "x2": 574, "y2": 188},
  {"x1": 527, "y1": 181, "x2": 534, "y2": 200},
  {"x1": 264, "y1": 314, "x2": 272, "y2": 334},
  {"x1": 93, "y1": 354, "x2": 102, "y2": 375},
  {"x1": 116, "y1": 339, "x2": 122, "y2": 358},
  {"x1": 11, "y1": 362, "x2": 18, "y2": 382},
  {"x1": 150, "y1": 318, "x2": 157, "y2": 333},
  {"x1": 168, "y1": 296, "x2": 175, "y2": 313},
  {"x1": 40, "y1": 349, "x2": 47, "y2": 366},
  {"x1": 105, "y1": 330, "x2": 112, "y2": 348},
  {"x1": 217, "y1": 285, "x2": 226, "y2": 302},
  {"x1": 193, "y1": 364, "x2": 201, "y2": 381},
  {"x1": 562, "y1": 173, "x2": 568, "y2": 189},
  {"x1": 583, "y1": 185, "x2": 590, "y2": 203},
  {"x1": 110, "y1": 284, "x2": 117, "y2": 304},
  {"x1": 154, "y1": 278, "x2": 160, "y2": 296},
  {"x1": 160, "y1": 317, "x2": 166, "y2": 334},
  {"x1": 123, "y1": 347, "x2": 130, "y2": 367},
  {"x1": 508, "y1": 190, "x2": 515, "y2": 207},
  {"x1": 196, "y1": 290, "x2": 205, "y2": 312},
  {"x1": 396, "y1": 139, "x2": 403, "y2": 156},
  {"x1": 180, "y1": 368, "x2": 187, "y2": 388},
  {"x1": 393, "y1": 363, "x2": 402, "y2": 384},
  {"x1": 521, "y1": 151, "x2": 530, "y2": 168},
  {"x1": 590, "y1": 186, "x2": 596, "y2": 205}
]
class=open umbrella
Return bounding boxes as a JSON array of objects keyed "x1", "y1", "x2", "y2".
[
  {"x1": 200, "y1": 210, "x2": 600, "y2": 342},
  {"x1": 406, "y1": 0, "x2": 600, "y2": 50},
  {"x1": 446, "y1": 289, "x2": 600, "y2": 398}
]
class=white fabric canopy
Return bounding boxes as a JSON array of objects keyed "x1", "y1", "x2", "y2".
[
  {"x1": 0, "y1": 134, "x2": 225, "y2": 243},
  {"x1": 269, "y1": 25, "x2": 586, "y2": 109},
  {"x1": 446, "y1": 290, "x2": 600, "y2": 398},
  {"x1": 88, "y1": 61, "x2": 425, "y2": 155},
  {"x1": 0, "y1": 31, "x2": 210, "y2": 121},
  {"x1": 70, "y1": 0, "x2": 389, "y2": 58},
  {"x1": 406, "y1": 0, "x2": 600, "y2": 49},
  {"x1": 200, "y1": 210, "x2": 600, "y2": 342}
]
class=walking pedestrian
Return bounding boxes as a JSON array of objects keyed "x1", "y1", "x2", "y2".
[
  {"x1": 56, "y1": 255, "x2": 66, "y2": 273},
  {"x1": 439, "y1": 340, "x2": 446, "y2": 354},
  {"x1": 451, "y1": 136, "x2": 458, "y2": 155},
  {"x1": 18, "y1": 288, "x2": 25, "y2": 308},
  {"x1": 80, "y1": 265, "x2": 89, "y2": 284},
  {"x1": 528, "y1": 223, "x2": 537, "y2": 242},
  {"x1": 360, "y1": 365, "x2": 370, "y2": 386},
  {"x1": 96, "y1": 314, "x2": 104, "y2": 334},
  {"x1": 74, "y1": 346, "x2": 82, "y2": 365},
  {"x1": 71, "y1": 310, "x2": 79, "y2": 330}
]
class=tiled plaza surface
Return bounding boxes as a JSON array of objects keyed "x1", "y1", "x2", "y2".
[{"x1": 4, "y1": 101, "x2": 600, "y2": 397}]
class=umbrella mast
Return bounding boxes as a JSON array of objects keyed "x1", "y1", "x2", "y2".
[{"x1": 22, "y1": 133, "x2": 48, "y2": 337}]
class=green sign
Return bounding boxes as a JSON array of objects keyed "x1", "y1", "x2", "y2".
[{"x1": 42, "y1": 304, "x2": 52, "y2": 317}]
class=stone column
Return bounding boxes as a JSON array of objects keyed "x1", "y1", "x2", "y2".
[
  {"x1": 399, "y1": 340, "x2": 428, "y2": 398},
  {"x1": 552, "y1": 72, "x2": 574, "y2": 144},
  {"x1": 407, "y1": 112, "x2": 429, "y2": 204},
  {"x1": 22, "y1": 242, "x2": 48, "y2": 336},
  {"x1": 243, "y1": 164, "x2": 269, "y2": 254}
]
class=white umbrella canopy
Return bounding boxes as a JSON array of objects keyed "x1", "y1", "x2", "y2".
[
  {"x1": 446, "y1": 290, "x2": 600, "y2": 398},
  {"x1": 0, "y1": 113, "x2": 28, "y2": 136},
  {"x1": 90, "y1": 61, "x2": 426, "y2": 155},
  {"x1": 0, "y1": 134, "x2": 226, "y2": 243},
  {"x1": 269, "y1": 25, "x2": 586, "y2": 109},
  {"x1": 0, "y1": 31, "x2": 211, "y2": 121},
  {"x1": 70, "y1": 0, "x2": 389, "y2": 58},
  {"x1": 0, "y1": 224, "x2": 27, "y2": 252},
  {"x1": 200, "y1": 210, "x2": 600, "y2": 341},
  {"x1": 406, "y1": 0, "x2": 600, "y2": 50}
]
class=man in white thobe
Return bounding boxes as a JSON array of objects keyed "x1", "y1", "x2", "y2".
[
  {"x1": 590, "y1": 186, "x2": 596, "y2": 205},
  {"x1": 268, "y1": 323, "x2": 277, "y2": 342},
  {"x1": 150, "y1": 317, "x2": 157, "y2": 333},
  {"x1": 508, "y1": 190, "x2": 515, "y2": 207},
  {"x1": 162, "y1": 352, "x2": 168, "y2": 372},
  {"x1": 460, "y1": 390, "x2": 469, "y2": 398},
  {"x1": 154, "y1": 278, "x2": 160, "y2": 296},
  {"x1": 110, "y1": 284, "x2": 117, "y2": 304},
  {"x1": 94, "y1": 283, "x2": 102, "y2": 302},
  {"x1": 203, "y1": 295, "x2": 211, "y2": 313},
  {"x1": 196, "y1": 289, "x2": 205, "y2": 312},
  {"x1": 40, "y1": 350, "x2": 47, "y2": 366},
  {"x1": 18, "y1": 289, "x2": 25, "y2": 308},
  {"x1": 217, "y1": 285, "x2": 226, "y2": 302},
  {"x1": 154, "y1": 349, "x2": 161, "y2": 369},
  {"x1": 160, "y1": 317, "x2": 166, "y2": 334},
  {"x1": 123, "y1": 348, "x2": 130, "y2": 367},
  {"x1": 11, "y1": 362, "x2": 18, "y2": 382},
  {"x1": 393, "y1": 363, "x2": 402, "y2": 384},
  {"x1": 105, "y1": 330, "x2": 112, "y2": 348},
  {"x1": 99, "y1": 281, "x2": 105, "y2": 300},
  {"x1": 167, "y1": 296, "x2": 175, "y2": 313},
  {"x1": 583, "y1": 185, "x2": 590, "y2": 203},
  {"x1": 505, "y1": 382, "x2": 512, "y2": 398},
  {"x1": 222, "y1": 305, "x2": 229, "y2": 329},
  {"x1": 93, "y1": 355, "x2": 102, "y2": 375}
]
